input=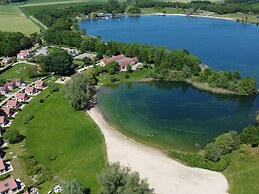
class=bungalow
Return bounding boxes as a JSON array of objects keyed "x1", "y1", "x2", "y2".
[
  {"x1": 12, "y1": 78, "x2": 23, "y2": 87},
  {"x1": 35, "y1": 80, "x2": 46, "y2": 90},
  {"x1": 25, "y1": 86, "x2": 36, "y2": 95},
  {"x1": 1, "y1": 108, "x2": 14, "y2": 117},
  {"x1": 16, "y1": 93, "x2": 29, "y2": 102},
  {"x1": 6, "y1": 100, "x2": 20, "y2": 109},
  {"x1": 0, "y1": 177, "x2": 19, "y2": 194},
  {"x1": 17, "y1": 50, "x2": 31, "y2": 59},
  {"x1": 1, "y1": 57, "x2": 12, "y2": 65},
  {"x1": 100, "y1": 54, "x2": 125, "y2": 66},
  {"x1": 0, "y1": 117, "x2": 7, "y2": 128},
  {"x1": 0, "y1": 85, "x2": 8, "y2": 95},
  {"x1": 5, "y1": 82, "x2": 15, "y2": 91}
]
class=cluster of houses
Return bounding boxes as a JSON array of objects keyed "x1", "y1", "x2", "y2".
[
  {"x1": 1, "y1": 57, "x2": 12, "y2": 66},
  {"x1": 0, "y1": 78, "x2": 24, "y2": 96},
  {"x1": 17, "y1": 50, "x2": 31, "y2": 60},
  {"x1": 100, "y1": 54, "x2": 140, "y2": 71},
  {"x1": 0, "y1": 79, "x2": 46, "y2": 194}
]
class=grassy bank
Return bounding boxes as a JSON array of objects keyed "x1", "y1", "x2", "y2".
[
  {"x1": 223, "y1": 149, "x2": 259, "y2": 194},
  {"x1": 9, "y1": 85, "x2": 107, "y2": 193},
  {"x1": 0, "y1": 63, "x2": 38, "y2": 82},
  {"x1": 0, "y1": 4, "x2": 39, "y2": 35},
  {"x1": 186, "y1": 79, "x2": 236, "y2": 95}
]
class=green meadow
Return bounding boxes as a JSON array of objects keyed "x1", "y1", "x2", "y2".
[
  {"x1": 0, "y1": 4, "x2": 39, "y2": 35},
  {"x1": 9, "y1": 85, "x2": 106, "y2": 193}
]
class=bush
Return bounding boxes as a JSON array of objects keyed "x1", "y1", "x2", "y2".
[
  {"x1": 239, "y1": 144, "x2": 255, "y2": 160},
  {"x1": 0, "y1": 174, "x2": 10, "y2": 181},
  {"x1": 240, "y1": 125, "x2": 259, "y2": 147},
  {"x1": 110, "y1": 76, "x2": 116, "y2": 83},
  {"x1": 204, "y1": 143, "x2": 221, "y2": 162},
  {"x1": 24, "y1": 114, "x2": 34, "y2": 124},
  {"x1": 168, "y1": 151, "x2": 231, "y2": 171},
  {"x1": 48, "y1": 154, "x2": 57, "y2": 161},
  {"x1": 125, "y1": 74, "x2": 129, "y2": 78},
  {"x1": 4, "y1": 129, "x2": 23, "y2": 144},
  {"x1": 39, "y1": 98, "x2": 44, "y2": 103}
]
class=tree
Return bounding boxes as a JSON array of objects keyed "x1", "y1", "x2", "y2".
[
  {"x1": 240, "y1": 125, "x2": 259, "y2": 147},
  {"x1": 241, "y1": 77, "x2": 258, "y2": 95},
  {"x1": 215, "y1": 131, "x2": 240, "y2": 155},
  {"x1": 204, "y1": 143, "x2": 221, "y2": 162},
  {"x1": 4, "y1": 128, "x2": 23, "y2": 144},
  {"x1": 39, "y1": 49, "x2": 75, "y2": 76},
  {"x1": 62, "y1": 179, "x2": 88, "y2": 194},
  {"x1": 64, "y1": 73, "x2": 92, "y2": 110},
  {"x1": 97, "y1": 162, "x2": 154, "y2": 194}
]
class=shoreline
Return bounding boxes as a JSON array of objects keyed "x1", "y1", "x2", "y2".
[
  {"x1": 87, "y1": 106, "x2": 228, "y2": 194},
  {"x1": 143, "y1": 13, "x2": 236, "y2": 22}
]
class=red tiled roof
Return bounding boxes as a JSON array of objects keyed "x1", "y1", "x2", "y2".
[
  {"x1": 119, "y1": 59, "x2": 131, "y2": 68},
  {"x1": 6, "y1": 100, "x2": 18, "y2": 107},
  {"x1": 25, "y1": 86, "x2": 35, "y2": 93},
  {"x1": 16, "y1": 93, "x2": 27, "y2": 99},
  {"x1": 0, "y1": 116, "x2": 5, "y2": 124},
  {"x1": 12, "y1": 78, "x2": 21, "y2": 83},
  {"x1": 103, "y1": 54, "x2": 125, "y2": 64},
  {"x1": 1, "y1": 107, "x2": 13, "y2": 116},
  {"x1": 35, "y1": 80, "x2": 45, "y2": 87},
  {"x1": 130, "y1": 57, "x2": 139, "y2": 63},
  {"x1": 0, "y1": 159, "x2": 5, "y2": 171},
  {"x1": 5, "y1": 82, "x2": 14, "y2": 87},
  {"x1": 0, "y1": 177, "x2": 18, "y2": 192},
  {"x1": 0, "y1": 85, "x2": 8, "y2": 91}
]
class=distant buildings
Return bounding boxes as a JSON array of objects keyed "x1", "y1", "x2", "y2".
[
  {"x1": 1, "y1": 57, "x2": 12, "y2": 65},
  {"x1": 17, "y1": 50, "x2": 31, "y2": 59}
]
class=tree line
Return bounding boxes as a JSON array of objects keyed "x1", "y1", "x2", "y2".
[{"x1": 0, "y1": 31, "x2": 33, "y2": 57}]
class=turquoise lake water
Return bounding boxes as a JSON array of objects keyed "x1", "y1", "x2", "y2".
[{"x1": 80, "y1": 16, "x2": 259, "y2": 151}]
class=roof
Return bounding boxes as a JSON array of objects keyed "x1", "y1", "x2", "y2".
[
  {"x1": 0, "y1": 159, "x2": 5, "y2": 171},
  {"x1": 12, "y1": 78, "x2": 21, "y2": 83},
  {"x1": 103, "y1": 54, "x2": 125, "y2": 64},
  {"x1": 0, "y1": 85, "x2": 8, "y2": 91},
  {"x1": 0, "y1": 116, "x2": 5, "y2": 124},
  {"x1": 118, "y1": 59, "x2": 131, "y2": 68},
  {"x1": 35, "y1": 80, "x2": 45, "y2": 87},
  {"x1": 5, "y1": 82, "x2": 14, "y2": 87},
  {"x1": 25, "y1": 86, "x2": 35, "y2": 93},
  {"x1": 131, "y1": 57, "x2": 139, "y2": 63},
  {"x1": 6, "y1": 100, "x2": 18, "y2": 107},
  {"x1": 0, "y1": 177, "x2": 18, "y2": 192},
  {"x1": 16, "y1": 93, "x2": 27, "y2": 99},
  {"x1": 1, "y1": 107, "x2": 13, "y2": 115}
]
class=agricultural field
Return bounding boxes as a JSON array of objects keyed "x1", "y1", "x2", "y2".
[
  {"x1": 0, "y1": 4, "x2": 39, "y2": 35},
  {"x1": 8, "y1": 85, "x2": 106, "y2": 193},
  {"x1": 0, "y1": 63, "x2": 39, "y2": 82}
]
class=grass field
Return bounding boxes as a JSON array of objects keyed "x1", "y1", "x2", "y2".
[
  {"x1": 9, "y1": 85, "x2": 106, "y2": 193},
  {"x1": 0, "y1": 4, "x2": 39, "y2": 35},
  {"x1": 0, "y1": 63, "x2": 38, "y2": 82},
  {"x1": 223, "y1": 149, "x2": 259, "y2": 194}
]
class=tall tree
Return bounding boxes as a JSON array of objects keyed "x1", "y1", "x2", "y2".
[
  {"x1": 97, "y1": 162, "x2": 154, "y2": 194},
  {"x1": 62, "y1": 179, "x2": 88, "y2": 194},
  {"x1": 64, "y1": 73, "x2": 92, "y2": 110}
]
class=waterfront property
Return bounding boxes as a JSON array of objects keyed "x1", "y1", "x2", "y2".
[{"x1": 100, "y1": 54, "x2": 140, "y2": 71}]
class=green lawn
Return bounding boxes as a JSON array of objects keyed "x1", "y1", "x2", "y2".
[
  {"x1": 96, "y1": 67, "x2": 154, "y2": 85},
  {"x1": 0, "y1": 4, "x2": 39, "y2": 35},
  {"x1": 141, "y1": 7, "x2": 186, "y2": 15},
  {"x1": 0, "y1": 63, "x2": 38, "y2": 82},
  {"x1": 9, "y1": 86, "x2": 106, "y2": 193},
  {"x1": 223, "y1": 148, "x2": 259, "y2": 194}
]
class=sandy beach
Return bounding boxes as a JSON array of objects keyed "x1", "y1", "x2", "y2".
[
  {"x1": 145, "y1": 13, "x2": 236, "y2": 22},
  {"x1": 87, "y1": 107, "x2": 228, "y2": 194}
]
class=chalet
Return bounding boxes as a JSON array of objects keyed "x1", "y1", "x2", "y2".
[
  {"x1": 0, "y1": 117, "x2": 7, "y2": 128},
  {"x1": 0, "y1": 177, "x2": 19, "y2": 194},
  {"x1": 1, "y1": 57, "x2": 12, "y2": 65},
  {"x1": 12, "y1": 78, "x2": 23, "y2": 87},
  {"x1": 1, "y1": 108, "x2": 14, "y2": 117},
  {"x1": 6, "y1": 100, "x2": 20, "y2": 109},
  {"x1": 0, "y1": 85, "x2": 8, "y2": 95},
  {"x1": 25, "y1": 86, "x2": 36, "y2": 95},
  {"x1": 16, "y1": 93, "x2": 29, "y2": 102},
  {"x1": 17, "y1": 50, "x2": 31, "y2": 59},
  {"x1": 5, "y1": 82, "x2": 15, "y2": 91},
  {"x1": 100, "y1": 55, "x2": 139, "y2": 71},
  {"x1": 35, "y1": 80, "x2": 46, "y2": 90},
  {"x1": 100, "y1": 54, "x2": 125, "y2": 66}
]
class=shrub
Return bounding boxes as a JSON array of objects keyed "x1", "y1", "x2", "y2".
[
  {"x1": 240, "y1": 125, "x2": 259, "y2": 147},
  {"x1": 39, "y1": 98, "x2": 44, "y2": 103},
  {"x1": 125, "y1": 74, "x2": 129, "y2": 78},
  {"x1": 239, "y1": 144, "x2": 255, "y2": 160},
  {"x1": 24, "y1": 114, "x2": 34, "y2": 124},
  {"x1": 110, "y1": 76, "x2": 116, "y2": 83},
  {"x1": 4, "y1": 129, "x2": 23, "y2": 144},
  {"x1": 48, "y1": 154, "x2": 57, "y2": 161},
  {"x1": 204, "y1": 143, "x2": 221, "y2": 162}
]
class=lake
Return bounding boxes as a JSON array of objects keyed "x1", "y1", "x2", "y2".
[
  {"x1": 98, "y1": 82, "x2": 259, "y2": 151},
  {"x1": 80, "y1": 16, "x2": 259, "y2": 151},
  {"x1": 80, "y1": 15, "x2": 259, "y2": 83}
]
